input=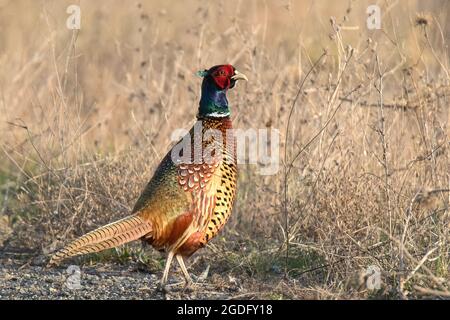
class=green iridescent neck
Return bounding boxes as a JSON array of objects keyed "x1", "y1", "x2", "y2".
[{"x1": 198, "y1": 78, "x2": 230, "y2": 118}]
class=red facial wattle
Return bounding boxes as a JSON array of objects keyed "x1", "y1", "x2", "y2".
[{"x1": 211, "y1": 65, "x2": 235, "y2": 90}]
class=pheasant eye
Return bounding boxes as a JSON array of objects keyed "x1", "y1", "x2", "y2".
[{"x1": 217, "y1": 70, "x2": 226, "y2": 76}]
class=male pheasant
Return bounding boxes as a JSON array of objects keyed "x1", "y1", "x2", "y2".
[{"x1": 48, "y1": 64, "x2": 248, "y2": 287}]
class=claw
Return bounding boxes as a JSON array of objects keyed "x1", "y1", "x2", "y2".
[
  {"x1": 157, "y1": 283, "x2": 170, "y2": 293},
  {"x1": 183, "y1": 280, "x2": 196, "y2": 293}
]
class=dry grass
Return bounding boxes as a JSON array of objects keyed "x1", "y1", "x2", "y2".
[{"x1": 0, "y1": 0, "x2": 449, "y2": 299}]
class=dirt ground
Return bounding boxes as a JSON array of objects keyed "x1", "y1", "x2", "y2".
[{"x1": 0, "y1": 251, "x2": 296, "y2": 300}]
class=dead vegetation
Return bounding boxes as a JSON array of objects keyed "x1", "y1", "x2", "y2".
[{"x1": 0, "y1": 0, "x2": 449, "y2": 299}]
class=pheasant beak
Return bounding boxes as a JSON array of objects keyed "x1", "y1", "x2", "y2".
[{"x1": 231, "y1": 70, "x2": 248, "y2": 82}]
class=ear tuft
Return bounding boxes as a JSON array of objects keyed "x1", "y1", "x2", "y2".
[{"x1": 196, "y1": 70, "x2": 208, "y2": 77}]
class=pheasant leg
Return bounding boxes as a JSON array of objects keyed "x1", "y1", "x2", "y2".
[
  {"x1": 160, "y1": 251, "x2": 175, "y2": 287},
  {"x1": 176, "y1": 254, "x2": 193, "y2": 285}
]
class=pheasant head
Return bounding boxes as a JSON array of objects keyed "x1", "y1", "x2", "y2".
[{"x1": 197, "y1": 64, "x2": 248, "y2": 118}]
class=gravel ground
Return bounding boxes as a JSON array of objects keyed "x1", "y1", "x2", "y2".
[{"x1": 0, "y1": 253, "x2": 249, "y2": 300}]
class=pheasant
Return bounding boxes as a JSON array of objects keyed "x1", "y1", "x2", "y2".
[{"x1": 48, "y1": 64, "x2": 248, "y2": 287}]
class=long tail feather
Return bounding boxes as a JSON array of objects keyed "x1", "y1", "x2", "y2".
[{"x1": 48, "y1": 214, "x2": 151, "y2": 266}]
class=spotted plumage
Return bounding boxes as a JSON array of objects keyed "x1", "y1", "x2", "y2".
[{"x1": 48, "y1": 64, "x2": 247, "y2": 287}]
